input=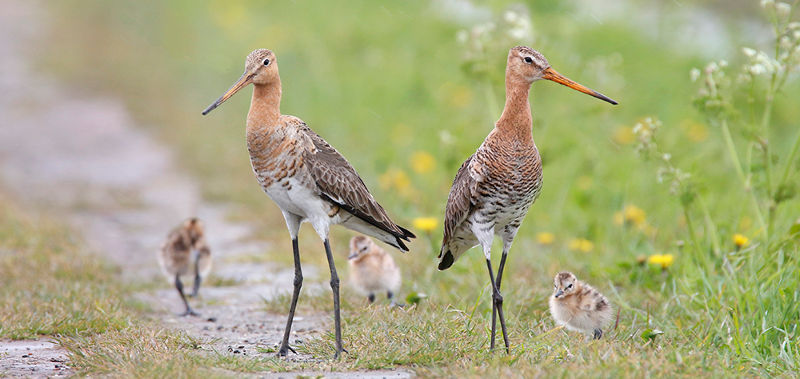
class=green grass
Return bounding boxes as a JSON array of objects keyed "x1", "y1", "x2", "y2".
[{"x1": 35, "y1": 0, "x2": 800, "y2": 376}]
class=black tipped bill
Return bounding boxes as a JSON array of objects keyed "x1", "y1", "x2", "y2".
[
  {"x1": 202, "y1": 72, "x2": 251, "y2": 115},
  {"x1": 542, "y1": 67, "x2": 618, "y2": 105}
]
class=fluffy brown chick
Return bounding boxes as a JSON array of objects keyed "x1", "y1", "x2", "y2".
[
  {"x1": 348, "y1": 236, "x2": 401, "y2": 305},
  {"x1": 549, "y1": 271, "x2": 613, "y2": 339},
  {"x1": 158, "y1": 217, "x2": 212, "y2": 316}
]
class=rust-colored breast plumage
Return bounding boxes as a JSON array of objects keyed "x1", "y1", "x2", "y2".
[{"x1": 247, "y1": 117, "x2": 308, "y2": 190}]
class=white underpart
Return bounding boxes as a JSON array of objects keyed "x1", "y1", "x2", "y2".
[
  {"x1": 266, "y1": 177, "x2": 333, "y2": 241},
  {"x1": 470, "y1": 216, "x2": 495, "y2": 260}
]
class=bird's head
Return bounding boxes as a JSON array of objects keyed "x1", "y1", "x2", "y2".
[
  {"x1": 507, "y1": 46, "x2": 617, "y2": 105},
  {"x1": 202, "y1": 49, "x2": 278, "y2": 115},
  {"x1": 183, "y1": 217, "x2": 204, "y2": 242},
  {"x1": 348, "y1": 236, "x2": 374, "y2": 260},
  {"x1": 552, "y1": 271, "x2": 578, "y2": 299}
]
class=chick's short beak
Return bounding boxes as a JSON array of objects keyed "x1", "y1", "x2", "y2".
[{"x1": 554, "y1": 289, "x2": 564, "y2": 298}]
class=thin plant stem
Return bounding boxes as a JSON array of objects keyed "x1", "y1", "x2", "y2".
[{"x1": 720, "y1": 119, "x2": 767, "y2": 232}]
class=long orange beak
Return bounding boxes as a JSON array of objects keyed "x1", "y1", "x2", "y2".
[
  {"x1": 202, "y1": 72, "x2": 252, "y2": 115},
  {"x1": 542, "y1": 67, "x2": 617, "y2": 105}
]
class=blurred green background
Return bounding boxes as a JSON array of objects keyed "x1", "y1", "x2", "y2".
[{"x1": 31, "y1": 0, "x2": 800, "y2": 374}]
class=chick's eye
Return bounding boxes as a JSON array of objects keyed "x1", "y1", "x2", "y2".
[
  {"x1": 524, "y1": 56, "x2": 533, "y2": 64},
  {"x1": 263, "y1": 58, "x2": 271, "y2": 66},
  {"x1": 567, "y1": 284, "x2": 573, "y2": 289}
]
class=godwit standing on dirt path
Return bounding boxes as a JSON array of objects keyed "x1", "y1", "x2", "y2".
[
  {"x1": 438, "y1": 46, "x2": 617, "y2": 352},
  {"x1": 201, "y1": 49, "x2": 415, "y2": 358},
  {"x1": 158, "y1": 217, "x2": 212, "y2": 317}
]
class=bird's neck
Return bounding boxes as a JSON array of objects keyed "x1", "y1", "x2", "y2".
[
  {"x1": 495, "y1": 75, "x2": 533, "y2": 142},
  {"x1": 247, "y1": 81, "x2": 282, "y2": 130}
]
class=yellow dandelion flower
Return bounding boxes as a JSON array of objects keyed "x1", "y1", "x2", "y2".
[
  {"x1": 379, "y1": 169, "x2": 411, "y2": 193},
  {"x1": 568, "y1": 238, "x2": 594, "y2": 253},
  {"x1": 681, "y1": 120, "x2": 709, "y2": 142},
  {"x1": 733, "y1": 234, "x2": 749, "y2": 249},
  {"x1": 577, "y1": 176, "x2": 593, "y2": 191},
  {"x1": 623, "y1": 205, "x2": 646, "y2": 227},
  {"x1": 536, "y1": 232, "x2": 555, "y2": 245},
  {"x1": 613, "y1": 126, "x2": 635, "y2": 145},
  {"x1": 448, "y1": 84, "x2": 473, "y2": 108},
  {"x1": 647, "y1": 254, "x2": 675, "y2": 269},
  {"x1": 613, "y1": 211, "x2": 624, "y2": 225},
  {"x1": 410, "y1": 151, "x2": 435, "y2": 174},
  {"x1": 412, "y1": 217, "x2": 438, "y2": 233}
]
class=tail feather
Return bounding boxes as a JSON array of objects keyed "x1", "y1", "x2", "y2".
[
  {"x1": 438, "y1": 250, "x2": 455, "y2": 270},
  {"x1": 341, "y1": 212, "x2": 411, "y2": 252}
]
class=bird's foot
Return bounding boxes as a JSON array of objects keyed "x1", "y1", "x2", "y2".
[
  {"x1": 179, "y1": 309, "x2": 200, "y2": 317},
  {"x1": 333, "y1": 346, "x2": 349, "y2": 360},
  {"x1": 277, "y1": 343, "x2": 297, "y2": 357},
  {"x1": 592, "y1": 328, "x2": 603, "y2": 340}
]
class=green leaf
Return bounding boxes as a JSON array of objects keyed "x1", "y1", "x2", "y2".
[
  {"x1": 641, "y1": 328, "x2": 664, "y2": 342},
  {"x1": 405, "y1": 291, "x2": 428, "y2": 305}
]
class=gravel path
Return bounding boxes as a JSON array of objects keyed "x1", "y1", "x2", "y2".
[{"x1": 0, "y1": 1, "x2": 410, "y2": 377}]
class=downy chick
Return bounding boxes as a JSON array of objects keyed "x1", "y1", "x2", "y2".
[
  {"x1": 348, "y1": 236, "x2": 401, "y2": 305},
  {"x1": 549, "y1": 271, "x2": 613, "y2": 339},
  {"x1": 158, "y1": 217, "x2": 212, "y2": 316}
]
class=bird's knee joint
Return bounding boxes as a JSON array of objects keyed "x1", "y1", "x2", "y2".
[
  {"x1": 329, "y1": 278, "x2": 340, "y2": 289},
  {"x1": 293, "y1": 275, "x2": 303, "y2": 287}
]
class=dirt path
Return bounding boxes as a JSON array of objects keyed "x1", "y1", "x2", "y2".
[{"x1": 0, "y1": 1, "x2": 409, "y2": 377}]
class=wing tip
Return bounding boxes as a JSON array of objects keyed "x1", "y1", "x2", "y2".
[{"x1": 398, "y1": 225, "x2": 416, "y2": 240}]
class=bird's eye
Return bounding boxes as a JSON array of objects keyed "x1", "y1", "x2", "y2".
[
  {"x1": 524, "y1": 56, "x2": 533, "y2": 64},
  {"x1": 263, "y1": 58, "x2": 271, "y2": 66},
  {"x1": 567, "y1": 284, "x2": 573, "y2": 289}
]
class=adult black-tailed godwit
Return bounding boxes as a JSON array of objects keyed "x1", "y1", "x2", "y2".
[
  {"x1": 202, "y1": 49, "x2": 414, "y2": 358},
  {"x1": 158, "y1": 217, "x2": 211, "y2": 316},
  {"x1": 438, "y1": 46, "x2": 617, "y2": 352}
]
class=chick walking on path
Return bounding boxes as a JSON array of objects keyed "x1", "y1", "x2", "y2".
[
  {"x1": 549, "y1": 271, "x2": 613, "y2": 339},
  {"x1": 348, "y1": 236, "x2": 401, "y2": 305},
  {"x1": 158, "y1": 218, "x2": 212, "y2": 316},
  {"x1": 438, "y1": 46, "x2": 617, "y2": 352},
  {"x1": 202, "y1": 49, "x2": 414, "y2": 358}
]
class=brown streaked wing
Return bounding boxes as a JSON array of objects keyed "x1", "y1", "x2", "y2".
[
  {"x1": 300, "y1": 125, "x2": 414, "y2": 242},
  {"x1": 440, "y1": 154, "x2": 481, "y2": 257}
]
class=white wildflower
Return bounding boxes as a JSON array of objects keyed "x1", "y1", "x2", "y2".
[
  {"x1": 776, "y1": 2, "x2": 791, "y2": 18},
  {"x1": 456, "y1": 30, "x2": 468, "y2": 44},
  {"x1": 742, "y1": 47, "x2": 757, "y2": 57},
  {"x1": 503, "y1": 10, "x2": 519, "y2": 23},
  {"x1": 761, "y1": 0, "x2": 775, "y2": 9},
  {"x1": 690, "y1": 68, "x2": 701, "y2": 82}
]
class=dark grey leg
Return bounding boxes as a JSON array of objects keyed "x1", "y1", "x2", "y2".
[
  {"x1": 367, "y1": 293, "x2": 376, "y2": 303},
  {"x1": 323, "y1": 239, "x2": 346, "y2": 359},
  {"x1": 278, "y1": 238, "x2": 302, "y2": 357},
  {"x1": 593, "y1": 328, "x2": 603, "y2": 340},
  {"x1": 493, "y1": 252, "x2": 510, "y2": 352},
  {"x1": 485, "y1": 259, "x2": 509, "y2": 353},
  {"x1": 190, "y1": 257, "x2": 202, "y2": 297},
  {"x1": 175, "y1": 274, "x2": 198, "y2": 316}
]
